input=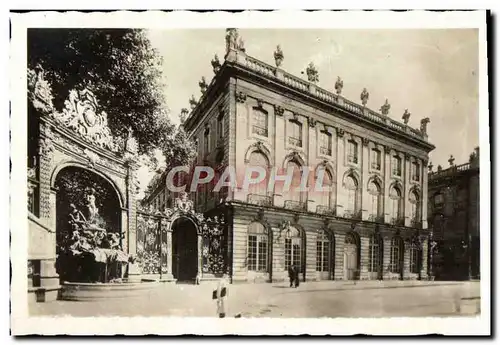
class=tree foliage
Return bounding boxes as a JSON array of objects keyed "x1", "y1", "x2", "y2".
[{"x1": 28, "y1": 28, "x2": 175, "y2": 158}]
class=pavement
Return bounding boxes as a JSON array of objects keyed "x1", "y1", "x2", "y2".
[{"x1": 29, "y1": 280, "x2": 481, "y2": 318}]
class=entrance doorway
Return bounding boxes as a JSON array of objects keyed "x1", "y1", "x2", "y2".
[
  {"x1": 172, "y1": 218, "x2": 199, "y2": 282},
  {"x1": 344, "y1": 232, "x2": 359, "y2": 280}
]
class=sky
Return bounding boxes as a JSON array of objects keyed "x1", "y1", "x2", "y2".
[{"x1": 136, "y1": 28, "x2": 479, "y2": 196}]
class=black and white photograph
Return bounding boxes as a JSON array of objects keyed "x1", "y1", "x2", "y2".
[{"x1": 9, "y1": 9, "x2": 490, "y2": 336}]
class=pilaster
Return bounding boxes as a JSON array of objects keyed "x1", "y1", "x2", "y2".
[
  {"x1": 403, "y1": 154, "x2": 411, "y2": 227},
  {"x1": 361, "y1": 139, "x2": 370, "y2": 220}
]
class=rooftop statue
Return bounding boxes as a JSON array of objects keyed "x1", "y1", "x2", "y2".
[
  {"x1": 420, "y1": 117, "x2": 430, "y2": 135},
  {"x1": 360, "y1": 88, "x2": 369, "y2": 106},
  {"x1": 274, "y1": 45, "x2": 284, "y2": 67},
  {"x1": 189, "y1": 95, "x2": 198, "y2": 110},
  {"x1": 225, "y1": 28, "x2": 239, "y2": 56},
  {"x1": 380, "y1": 99, "x2": 391, "y2": 116},
  {"x1": 306, "y1": 62, "x2": 319, "y2": 83},
  {"x1": 211, "y1": 54, "x2": 221, "y2": 74},
  {"x1": 402, "y1": 109, "x2": 411, "y2": 125},
  {"x1": 335, "y1": 76, "x2": 343, "y2": 95},
  {"x1": 199, "y1": 77, "x2": 208, "y2": 94}
]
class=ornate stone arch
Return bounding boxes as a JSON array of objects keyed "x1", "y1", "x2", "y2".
[
  {"x1": 366, "y1": 174, "x2": 384, "y2": 192},
  {"x1": 244, "y1": 140, "x2": 272, "y2": 165},
  {"x1": 50, "y1": 160, "x2": 126, "y2": 208},
  {"x1": 282, "y1": 150, "x2": 306, "y2": 168},
  {"x1": 342, "y1": 168, "x2": 361, "y2": 188},
  {"x1": 314, "y1": 160, "x2": 335, "y2": 180},
  {"x1": 388, "y1": 180, "x2": 404, "y2": 194}
]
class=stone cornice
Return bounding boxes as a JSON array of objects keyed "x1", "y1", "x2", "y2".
[{"x1": 184, "y1": 58, "x2": 435, "y2": 154}]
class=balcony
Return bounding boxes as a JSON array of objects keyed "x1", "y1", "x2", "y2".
[
  {"x1": 316, "y1": 205, "x2": 336, "y2": 216},
  {"x1": 252, "y1": 125, "x2": 268, "y2": 137},
  {"x1": 390, "y1": 217, "x2": 405, "y2": 226},
  {"x1": 288, "y1": 137, "x2": 302, "y2": 147},
  {"x1": 343, "y1": 209, "x2": 362, "y2": 220},
  {"x1": 284, "y1": 200, "x2": 306, "y2": 211},
  {"x1": 320, "y1": 147, "x2": 332, "y2": 156},
  {"x1": 411, "y1": 219, "x2": 423, "y2": 229},
  {"x1": 368, "y1": 214, "x2": 384, "y2": 223},
  {"x1": 247, "y1": 194, "x2": 272, "y2": 207},
  {"x1": 347, "y1": 155, "x2": 358, "y2": 164}
]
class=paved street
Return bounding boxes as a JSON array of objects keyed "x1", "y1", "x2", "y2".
[{"x1": 29, "y1": 281, "x2": 480, "y2": 318}]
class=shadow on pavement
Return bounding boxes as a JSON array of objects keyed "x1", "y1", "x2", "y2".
[{"x1": 276, "y1": 283, "x2": 462, "y2": 294}]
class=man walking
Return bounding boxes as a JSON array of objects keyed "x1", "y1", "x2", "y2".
[
  {"x1": 293, "y1": 264, "x2": 300, "y2": 288},
  {"x1": 288, "y1": 265, "x2": 296, "y2": 288}
]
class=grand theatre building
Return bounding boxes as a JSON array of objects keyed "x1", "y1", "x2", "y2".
[{"x1": 144, "y1": 29, "x2": 436, "y2": 283}]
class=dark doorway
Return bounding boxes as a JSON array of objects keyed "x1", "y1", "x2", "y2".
[{"x1": 172, "y1": 218, "x2": 199, "y2": 282}]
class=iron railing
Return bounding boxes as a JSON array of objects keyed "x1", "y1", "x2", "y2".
[
  {"x1": 247, "y1": 194, "x2": 273, "y2": 207},
  {"x1": 284, "y1": 200, "x2": 307, "y2": 211}
]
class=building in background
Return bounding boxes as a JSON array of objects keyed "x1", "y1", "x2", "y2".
[
  {"x1": 427, "y1": 148, "x2": 480, "y2": 280},
  {"x1": 144, "y1": 29, "x2": 436, "y2": 283}
]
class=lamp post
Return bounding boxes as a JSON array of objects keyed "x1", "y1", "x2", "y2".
[{"x1": 461, "y1": 234, "x2": 472, "y2": 281}]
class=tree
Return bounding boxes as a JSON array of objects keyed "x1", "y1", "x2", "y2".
[{"x1": 28, "y1": 28, "x2": 176, "y2": 160}]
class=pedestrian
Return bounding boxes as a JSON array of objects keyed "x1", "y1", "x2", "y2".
[
  {"x1": 214, "y1": 274, "x2": 229, "y2": 318},
  {"x1": 288, "y1": 265, "x2": 296, "y2": 287},
  {"x1": 293, "y1": 264, "x2": 300, "y2": 288}
]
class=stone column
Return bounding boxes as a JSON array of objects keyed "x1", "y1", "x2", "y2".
[
  {"x1": 165, "y1": 230, "x2": 174, "y2": 280},
  {"x1": 197, "y1": 234, "x2": 203, "y2": 278},
  {"x1": 273, "y1": 107, "x2": 286, "y2": 208},
  {"x1": 403, "y1": 155, "x2": 411, "y2": 227},
  {"x1": 422, "y1": 161, "x2": 429, "y2": 229},
  {"x1": 335, "y1": 130, "x2": 345, "y2": 216},
  {"x1": 383, "y1": 148, "x2": 391, "y2": 223},
  {"x1": 361, "y1": 139, "x2": 370, "y2": 220},
  {"x1": 121, "y1": 209, "x2": 129, "y2": 252}
]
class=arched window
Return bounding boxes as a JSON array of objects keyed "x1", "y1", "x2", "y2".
[
  {"x1": 409, "y1": 238, "x2": 421, "y2": 274},
  {"x1": 389, "y1": 186, "x2": 402, "y2": 223},
  {"x1": 409, "y1": 190, "x2": 419, "y2": 225},
  {"x1": 247, "y1": 222, "x2": 269, "y2": 272},
  {"x1": 288, "y1": 120, "x2": 303, "y2": 147},
  {"x1": 248, "y1": 151, "x2": 270, "y2": 198},
  {"x1": 252, "y1": 108, "x2": 268, "y2": 137},
  {"x1": 368, "y1": 235, "x2": 382, "y2": 273},
  {"x1": 287, "y1": 160, "x2": 303, "y2": 203},
  {"x1": 316, "y1": 230, "x2": 330, "y2": 272},
  {"x1": 344, "y1": 175, "x2": 358, "y2": 214},
  {"x1": 389, "y1": 237, "x2": 403, "y2": 273},
  {"x1": 347, "y1": 140, "x2": 358, "y2": 164},
  {"x1": 285, "y1": 226, "x2": 303, "y2": 273},
  {"x1": 317, "y1": 166, "x2": 333, "y2": 209},
  {"x1": 368, "y1": 180, "x2": 381, "y2": 219}
]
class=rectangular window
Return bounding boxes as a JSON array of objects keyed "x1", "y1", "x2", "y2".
[
  {"x1": 316, "y1": 241, "x2": 330, "y2": 272},
  {"x1": 285, "y1": 238, "x2": 302, "y2": 272},
  {"x1": 411, "y1": 162, "x2": 420, "y2": 181},
  {"x1": 204, "y1": 128, "x2": 210, "y2": 155},
  {"x1": 392, "y1": 156, "x2": 402, "y2": 176},
  {"x1": 409, "y1": 247, "x2": 420, "y2": 274},
  {"x1": 368, "y1": 241, "x2": 380, "y2": 273},
  {"x1": 288, "y1": 120, "x2": 302, "y2": 147},
  {"x1": 218, "y1": 115, "x2": 224, "y2": 138},
  {"x1": 347, "y1": 140, "x2": 358, "y2": 164},
  {"x1": 390, "y1": 246, "x2": 401, "y2": 273},
  {"x1": 248, "y1": 234, "x2": 268, "y2": 272},
  {"x1": 252, "y1": 109, "x2": 268, "y2": 137},
  {"x1": 319, "y1": 131, "x2": 332, "y2": 156},
  {"x1": 248, "y1": 235, "x2": 257, "y2": 271},
  {"x1": 371, "y1": 149, "x2": 381, "y2": 170}
]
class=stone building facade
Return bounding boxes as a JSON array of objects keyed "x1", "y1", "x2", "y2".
[
  {"x1": 427, "y1": 149, "x2": 480, "y2": 280},
  {"x1": 145, "y1": 30, "x2": 435, "y2": 283}
]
